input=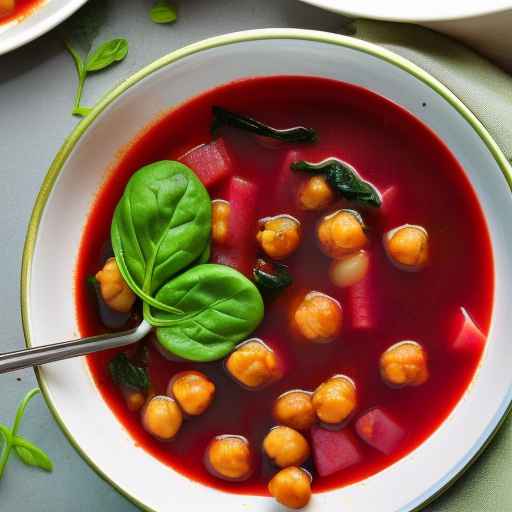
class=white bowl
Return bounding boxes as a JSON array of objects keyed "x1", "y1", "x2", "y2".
[
  {"x1": 0, "y1": 0, "x2": 87, "y2": 56},
  {"x1": 297, "y1": 0, "x2": 512, "y2": 22},
  {"x1": 21, "y1": 29, "x2": 512, "y2": 511}
]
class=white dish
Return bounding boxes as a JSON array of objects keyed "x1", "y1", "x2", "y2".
[
  {"x1": 0, "y1": 0, "x2": 87, "y2": 56},
  {"x1": 297, "y1": 0, "x2": 512, "y2": 22},
  {"x1": 21, "y1": 29, "x2": 512, "y2": 511}
]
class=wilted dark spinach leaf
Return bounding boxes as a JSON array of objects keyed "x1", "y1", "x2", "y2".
[
  {"x1": 253, "y1": 259, "x2": 292, "y2": 291},
  {"x1": 109, "y1": 353, "x2": 149, "y2": 392}
]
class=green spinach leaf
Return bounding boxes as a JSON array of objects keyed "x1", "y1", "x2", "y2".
[
  {"x1": 111, "y1": 161, "x2": 211, "y2": 305},
  {"x1": 147, "y1": 264, "x2": 264, "y2": 361},
  {"x1": 291, "y1": 158, "x2": 382, "y2": 207},
  {"x1": 150, "y1": 0, "x2": 177, "y2": 24},
  {"x1": 14, "y1": 436, "x2": 53, "y2": 472},
  {"x1": 108, "y1": 353, "x2": 149, "y2": 391},
  {"x1": 253, "y1": 259, "x2": 292, "y2": 291},
  {"x1": 86, "y1": 38, "x2": 128, "y2": 72},
  {"x1": 212, "y1": 106, "x2": 317, "y2": 143}
]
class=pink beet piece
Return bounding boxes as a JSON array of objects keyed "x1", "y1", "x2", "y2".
[
  {"x1": 379, "y1": 186, "x2": 399, "y2": 227},
  {"x1": 355, "y1": 408, "x2": 404, "y2": 455},
  {"x1": 347, "y1": 271, "x2": 376, "y2": 330},
  {"x1": 311, "y1": 426, "x2": 363, "y2": 477},
  {"x1": 272, "y1": 150, "x2": 309, "y2": 210},
  {"x1": 211, "y1": 177, "x2": 258, "y2": 276},
  {"x1": 451, "y1": 307, "x2": 486, "y2": 356},
  {"x1": 178, "y1": 138, "x2": 233, "y2": 189}
]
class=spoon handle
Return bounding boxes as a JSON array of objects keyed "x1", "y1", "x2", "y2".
[{"x1": 0, "y1": 321, "x2": 152, "y2": 374}]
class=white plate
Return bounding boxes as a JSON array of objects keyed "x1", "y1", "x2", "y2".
[
  {"x1": 21, "y1": 29, "x2": 512, "y2": 511},
  {"x1": 0, "y1": 0, "x2": 87, "y2": 56},
  {"x1": 298, "y1": 0, "x2": 512, "y2": 22}
]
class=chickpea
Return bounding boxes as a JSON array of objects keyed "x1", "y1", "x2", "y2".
[
  {"x1": 380, "y1": 341, "x2": 429, "y2": 387},
  {"x1": 212, "y1": 199, "x2": 230, "y2": 245},
  {"x1": 168, "y1": 371, "x2": 215, "y2": 416},
  {"x1": 329, "y1": 250, "x2": 369, "y2": 288},
  {"x1": 299, "y1": 175, "x2": 334, "y2": 210},
  {"x1": 317, "y1": 209, "x2": 368, "y2": 258},
  {"x1": 226, "y1": 340, "x2": 282, "y2": 389},
  {"x1": 312, "y1": 375, "x2": 357, "y2": 424},
  {"x1": 263, "y1": 426, "x2": 310, "y2": 468},
  {"x1": 95, "y1": 257, "x2": 136, "y2": 313},
  {"x1": 142, "y1": 396, "x2": 183, "y2": 440},
  {"x1": 293, "y1": 291, "x2": 343, "y2": 343},
  {"x1": 268, "y1": 467, "x2": 312, "y2": 510},
  {"x1": 122, "y1": 389, "x2": 146, "y2": 412},
  {"x1": 205, "y1": 435, "x2": 252, "y2": 481},
  {"x1": 273, "y1": 390, "x2": 316, "y2": 431},
  {"x1": 257, "y1": 215, "x2": 301, "y2": 260},
  {"x1": 384, "y1": 224, "x2": 429, "y2": 271}
]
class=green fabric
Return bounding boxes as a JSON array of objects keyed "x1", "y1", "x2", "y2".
[
  {"x1": 350, "y1": 19, "x2": 512, "y2": 511},
  {"x1": 352, "y1": 20, "x2": 512, "y2": 162}
]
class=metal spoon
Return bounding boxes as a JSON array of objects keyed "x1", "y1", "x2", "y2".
[{"x1": 0, "y1": 321, "x2": 152, "y2": 374}]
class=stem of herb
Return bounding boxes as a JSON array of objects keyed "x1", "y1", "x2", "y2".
[
  {"x1": 64, "y1": 40, "x2": 89, "y2": 117},
  {"x1": 0, "y1": 424, "x2": 12, "y2": 479}
]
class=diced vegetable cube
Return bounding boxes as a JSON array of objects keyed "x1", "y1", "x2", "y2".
[
  {"x1": 346, "y1": 271, "x2": 376, "y2": 330},
  {"x1": 211, "y1": 177, "x2": 258, "y2": 275},
  {"x1": 311, "y1": 425, "x2": 362, "y2": 477},
  {"x1": 355, "y1": 408, "x2": 404, "y2": 455},
  {"x1": 178, "y1": 138, "x2": 233, "y2": 189},
  {"x1": 451, "y1": 307, "x2": 486, "y2": 356},
  {"x1": 273, "y1": 150, "x2": 308, "y2": 209}
]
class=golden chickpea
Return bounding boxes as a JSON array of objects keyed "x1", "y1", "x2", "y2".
[
  {"x1": 329, "y1": 250, "x2": 369, "y2": 288},
  {"x1": 299, "y1": 176, "x2": 335, "y2": 210},
  {"x1": 317, "y1": 209, "x2": 368, "y2": 258},
  {"x1": 123, "y1": 389, "x2": 146, "y2": 412},
  {"x1": 384, "y1": 224, "x2": 429, "y2": 271},
  {"x1": 142, "y1": 396, "x2": 183, "y2": 440},
  {"x1": 168, "y1": 371, "x2": 215, "y2": 416},
  {"x1": 273, "y1": 390, "x2": 316, "y2": 431},
  {"x1": 380, "y1": 341, "x2": 429, "y2": 387},
  {"x1": 268, "y1": 467, "x2": 312, "y2": 510},
  {"x1": 293, "y1": 291, "x2": 343, "y2": 343},
  {"x1": 257, "y1": 215, "x2": 301, "y2": 260},
  {"x1": 312, "y1": 375, "x2": 357, "y2": 424},
  {"x1": 212, "y1": 199, "x2": 231, "y2": 245},
  {"x1": 206, "y1": 435, "x2": 252, "y2": 481},
  {"x1": 95, "y1": 257, "x2": 136, "y2": 313},
  {"x1": 226, "y1": 340, "x2": 282, "y2": 389},
  {"x1": 263, "y1": 426, "x2": 310, "y2": 468}
]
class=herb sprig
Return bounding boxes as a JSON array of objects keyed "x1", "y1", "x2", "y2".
[
  {"x1": 292, "y1": 158, "x2": 382, "y2": 207},
  {"x1": 212, "y1": 106, "x2": 318, "y2": 143},
  {"x1": 0, "y1": 388, "x2": 53, "y2": 479},
  {"x1": 150, "y1": 0, "x2": 177, "y2": 24}
]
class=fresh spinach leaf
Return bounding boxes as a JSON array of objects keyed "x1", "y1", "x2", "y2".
[
  {"x1": 111, "y1": 161, "x2": 211, "y2": 307},
  {"x1": 14, "y1": 436, "x2": 53, "y2": 472},
  {"x1": 86, "y1": 38, "x2": 128, "y2": 72},
  {"x1": 109, "y1": 353, "x2": 149, "y2": 392},
  {"x1": 150, "y1": 0, "x2": 177, "y2": 24},
  {"x1": 291, "y1": 158, "x2": 382, "y2": 207},
  {"x1": 0, "y1": 388, "x2": 53, "y2": 480},
  {"x1": 211, "y1": 106, "x2": 317, "y2": 143},
  {"x1": 146, "y1": 264, "x2": 264, "y2": 361},
  {"x1": 253, "y1": 259, "x2": 292, "y2": 291}
]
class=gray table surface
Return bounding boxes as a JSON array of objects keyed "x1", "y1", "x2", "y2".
[{"x1": 0, "y1": 1, "x2": 511, "y2": 510}]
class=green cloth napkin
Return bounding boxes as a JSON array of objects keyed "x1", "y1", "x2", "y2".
[{"x1": 349, "y1": 19, "x2": 512, "y2": 511}]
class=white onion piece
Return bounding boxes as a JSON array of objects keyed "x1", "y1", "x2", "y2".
[{"x1": 329, "y1": 250, "x2": 369, "y2": 288}]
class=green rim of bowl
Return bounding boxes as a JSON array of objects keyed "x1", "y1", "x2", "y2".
[{"x1": 20, "y1": 28, "x2": 512, "y2": 512}]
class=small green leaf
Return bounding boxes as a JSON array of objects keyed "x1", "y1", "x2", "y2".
[
  {"x1": 150, "y1": 0, "x2": 177, "y2": 24},
  {"x1": 109, "y1": 353, "x2": 149, "y2": 391},
  {"x1": 86, "y1": 38, "x2": 128, "y2": 72},
  {"x1": 13, "y1": 436, "x2": 53, "y2": 472}
]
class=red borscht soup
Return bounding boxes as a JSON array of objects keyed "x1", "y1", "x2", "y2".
[{"x1": 76, "y1": 76, "x2": 493, "y2": 501}]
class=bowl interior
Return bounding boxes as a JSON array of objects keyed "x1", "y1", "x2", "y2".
[{"x1": 23, "y1": 31, "x2": 512, "y2": 512}]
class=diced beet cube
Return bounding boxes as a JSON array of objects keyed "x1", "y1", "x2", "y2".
[
  {"x1": 347, "y1": 270, "x2": 377, "y2": 330},
  {"x1": 379, "y1": 185, "x2": 399, "y2": 226},
  {"x1": 178, "y1": 138, "x2": 233, "y2": 189},
  {"x1": 272, "y1": 150, "x2": 308, "y2": 211},
  {"x1": 355, "y1": 408, "x2": 404, "y2": 455},
  {"x1": 311, "y1": 426, "x2": 362, "y2": 477},
  {"x1": 211, "y1": 177, "x2": 258, "y2": 276},
  {"x1": 451, "y1": 307, "x2": 486, "y2": 356}
]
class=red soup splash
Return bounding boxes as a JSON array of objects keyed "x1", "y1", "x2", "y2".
[
  {"x1": 77, "y1": 76, "x2": 493, "y2": 495},
  {"x1": 0, "y1": 0, "x2": 44, "y2": 25}
]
